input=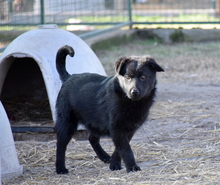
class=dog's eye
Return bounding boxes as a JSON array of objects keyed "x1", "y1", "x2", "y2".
[{"x1": 140, "y1": 75, "x2": 146, "y2": 80}]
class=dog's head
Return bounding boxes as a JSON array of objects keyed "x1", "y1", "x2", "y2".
[{"x1": 115, "y1": 56, "x2": 164, "y2": 100}]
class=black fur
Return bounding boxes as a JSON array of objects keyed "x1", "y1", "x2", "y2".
[{"x1": 55, "y1": 45, "x2": 164, "y2": 174}]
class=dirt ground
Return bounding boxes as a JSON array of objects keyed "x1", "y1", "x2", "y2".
[{"x1": 2, "y1": 40, "x2": 220, "y2": 184}]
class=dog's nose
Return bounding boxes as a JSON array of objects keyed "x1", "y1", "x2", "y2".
[{"x1": 131, "y1": 89, "x2": 139, "y2": 95}]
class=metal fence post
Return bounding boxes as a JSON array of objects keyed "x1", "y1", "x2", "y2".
[
  {"x1": 40, "y1": 0, "x2": 45, "y2": 24},
  {"x1": 127, "y1": 0, "x2": 132, "y2": 29},
  {"x1": 8, "y1": 0, "x2": 13, "y2": 13}
]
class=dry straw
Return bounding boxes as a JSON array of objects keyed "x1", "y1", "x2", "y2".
[{"x1": 2, "y1": 41, "x2": 220, "y2": 184}]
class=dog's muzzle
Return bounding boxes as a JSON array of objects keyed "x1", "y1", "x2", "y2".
[
  {"x1": 131, "y1": 89, "x2": 139, "y2": 95},
  {"x1": 129, "y1": 89, "x2": 142, "y2": 100}
]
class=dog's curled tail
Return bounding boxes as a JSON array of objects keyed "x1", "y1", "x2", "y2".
[{"x1": 56, "y1": 45, "x2": 75, "y2": 83}]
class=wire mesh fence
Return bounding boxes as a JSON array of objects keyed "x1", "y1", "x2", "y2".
[
  {"x1": 1, "y1": 0, "x2": 220, "y2": 51},
  {"x1": 0, "y1": 0, "x2": 129, "y2": 25},
  {"x1": 132, "y1": 0, "x2": 220, "y2": 25}
]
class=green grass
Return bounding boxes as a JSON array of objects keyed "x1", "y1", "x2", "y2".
[
  {"x1": 66, "y1": 14, "x2": 220, "y2": 30},
  {"x1": 69, "y1": 15, "x2": 128, "y2": 23},
  {"x1": 64, "y1": 14, "x2": 220, "y2": 30},
  {"x1": 132, "y1": 14, "x2": 220, "y2": 22},
  {"x1": 68, "y1": 14, "x2": 220, "y2": 23},
  {"x1": 0, "y1": 25, "x2": 37, "y2": 31}
]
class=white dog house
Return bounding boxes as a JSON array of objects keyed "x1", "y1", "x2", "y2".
[
  {"x1": 0, "y1": 25, "x2": 106, "y2": 123},
  {"x1": 0, "y1": 102, "x2": 23, "y2": 181}
]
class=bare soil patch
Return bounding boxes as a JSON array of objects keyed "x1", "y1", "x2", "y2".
[{"x1": 2, "y1": 40, "x2": 220, "y2": 184}]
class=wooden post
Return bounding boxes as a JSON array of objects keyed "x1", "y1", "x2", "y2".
[{"x1": 216, "y1": 0, "x2": 220, "y2": 17}]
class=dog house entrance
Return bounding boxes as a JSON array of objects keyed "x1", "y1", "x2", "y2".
[{"x1": 0, "y1": 57, "x2": 53, "y2": 126}]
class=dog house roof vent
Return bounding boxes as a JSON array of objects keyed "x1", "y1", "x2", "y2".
[
  {"x1": 0, "y1": 25, "x2": 106, "y2": 122},
  {"x1": 37, "y1": 24, "x2": 58, "y2": 29}
]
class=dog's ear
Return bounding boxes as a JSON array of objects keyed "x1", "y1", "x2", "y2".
[
  {"x1": 115, "y1": 57, "x2": 130, "y2": 75},
  {"x1": 146, "y1": 57, "x2": 164, "y2": 72}
]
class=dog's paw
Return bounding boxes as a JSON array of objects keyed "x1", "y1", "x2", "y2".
[
  {"x1": 102, "y1": 157, "x2": 111, "y2": 164},
  {"x1": 99, "y1": 153, "x2": 111, "y2": 164},
  {"x1": 56, "y1": 168, "x2": 69, "y2": 174},
  {"x1": 109, "y1": 162, "x2": 122, "y2": 171},
  {"x1": 126, "y1": 165, "x2": 141, "y2": 173}
]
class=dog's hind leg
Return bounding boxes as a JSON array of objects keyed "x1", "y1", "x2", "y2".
[
  {"x1": 56, "y1": 119, "x2": 77, "y2": 174},
  {"x1": 89, "y1": 134, "x2": 111, "y2": 163}
]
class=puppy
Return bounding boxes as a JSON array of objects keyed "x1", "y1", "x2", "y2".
[{"x1": 55, "y1": 45, "x2": 164, "y2": 174}]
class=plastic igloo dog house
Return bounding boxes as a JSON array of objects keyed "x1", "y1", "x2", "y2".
[
  {"x1": 0, "y1": 25, "x2": 106, "y2": 122},
  {"x1": 0, "y1": 101, "x2": 23, "y2": 181}
]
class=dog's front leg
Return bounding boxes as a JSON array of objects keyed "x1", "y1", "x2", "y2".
[
  {"x1": 89, "y1": 134, "x2": 110, "y2": 163},
  {"x1": 111, "y1": 132, "x2": 141, "y2": 173},
  {"x1": 110, "y1": 149, "x2": 122, "y2": 170}
]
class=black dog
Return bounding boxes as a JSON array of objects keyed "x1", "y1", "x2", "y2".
[{"x1": 55, "y1": 45, "x2": 164, "y2": 174}]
